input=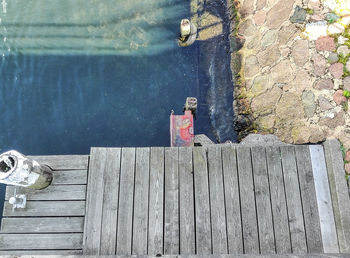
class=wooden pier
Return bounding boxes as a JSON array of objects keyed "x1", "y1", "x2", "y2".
[{"x1": 0, "y1": 140, "x2": 349, "y2": 256}]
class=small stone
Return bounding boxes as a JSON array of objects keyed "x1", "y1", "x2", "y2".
[
  {"x1": 345, "y1": 163, "x2": 350, "y2": 174},
  {"x1": 325, "y1": 12, "x2": 340, "y2": 23},
  {"x1": 261, "y1": 30, "x2": 278, "y2": 48},
  {"x1": 334, "y1": 79, "x2": 342, "y2": 90},
  {"x1": 319, "y1": 111, "x2": 345, "y2": 128},
  {"x1": 257, "y1": 114, "x2": 275, "y2": 130},
  {"x1": 327, "y1": 52, "x2": 339, "y2": 64},
  {"x1": 276, "y1": 92, "x2": 304, "y2": 125},
  {"x1": 314, "y1": 78, "x2": 334, "y2": 90},
  {"x1": 309, "y1": 126, "x2": 326, "y2": 143},
  {"x1": 266, "y1": 0, "x2": 294, "y2": 29},
  {"x1": 315, "y1": 36, "x2": 336, "y2": 51},
  {"x1": 240, "y1": 0, "x2": 254, "y2": 18},
  {"x1": 249, "y1": 74, "x2": 272, "y2": 97},
  {"x1": 338, "y1": 35, "x2": 349, "y2": 44},
  {"x1": 345, "y1": 151, "x2": 350, "y2": 162},
  {"x1": 311, "y1": 14, "x2": 324, "y2": 21},
  {"x1": 346, "y1": 60, "x2": 350, "y2": 72},
  {"x1": 333, "y1": 90, "x2": 347, "y2": 104},
  {"x1": 304, "y1": 21, "x2": 328, "y2": 40},
  {"x1": 318, "y1": 96, "x2": 334, "y2": 111},
  {"x1": 244, "y1": 55, "x2": 259, "y2": 78},
  {"x1": 291, "y1": 126, "x2": 311, "y2": 144},
  {"x1": 337, "y1": 45, "x2": 350, "y2": 56},
  {"x1": 257, "y1": 45, "x2": 280, "y2": 67},
  {"x1": 328, "y1": 23, "x2": 345, "y2": 34},
  {"x1": 253, "y1": 10, "x2": 266, "y2": 26},
  {"x1": 343, "y1": 76, "x2": 350, "y2": 91},
  {"x1": 302, "y1": 91, "x2": 316, "y2": 118},
  {"x1": 271, "y1": 60, "x2": 294, "y2": 83},
  {"x1": 251, "y1": 86, "x2": 283, "y2": 115},
  {"x1": 312, "y1": 53, "x2": 326, "y2": 76},
  {"x1": 292, "y1": 40, "x2": 309, "y2": 67},
  {"x1": 278, "y1": 24, "x2": 299, "y2": 45},
  {"x1": 256, "y1": 0, "x2": 266, "y2": 11},
  {"x1": 238, "y1": 19, "x2": 258, "y2": 37},
  {"x1": 329, "y1": 63, "x2": 344, "y2": 79},
  {"x1": 308, "y1": 0, "x2": 320, "y2": 10},
  {"x1": 290, "y1": 6, "x2": 307, "y2": 23}
]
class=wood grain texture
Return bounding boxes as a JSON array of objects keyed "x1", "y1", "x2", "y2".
[
  {"x1": 0, "y1": 217, "x2": 84, "y2": 233},
  {"x1": 323, "y1": 139, "x2": 350, "y2": 253},
  {"x1": 28, "y1": 155, "x2": 88, "y2": 170},
  {"x1": 236, "y1": 147, "x2": 259, "y2": 254},
  {"x1": 6, "y1": 185, "x2": 86, "y2": 201},
  {"x1": 280, "y1": 146, "x2": 307, "y2": 254},
  {"x1": 83, "y1": 148, "x2": 107, "y2": 254},
  {"x1": 133, "y1": 148, "x2": 150, "y2": 255},
  {"x1": 116, "y1": 148, "x2": 136, "y2": 255},
  {"x1": 99, "y1": 148, "x2": 121, "y2": 255},
  {"x1": 221, "y1": 146, "x2": 243, "y2": 254},
  {"x1": 164, "y1": 147, "x2": 179, "y2": 255},
  {"x1": 207, "y1": 146, "x2": 228, "y2": 254},
  {"x1": 0, "y1": 250, "x2": 83, "y2": 255},
  {"x1": 148, "y1": 147, "x2": 164, "y2": 255},
  {"x1": 251, "y1": 146, "x2": 275, "y2": 254},
  {"x1": 51, "y1": 169, "x2": 87, "y2": 185},
  {"x1": 193, "y1": 147, "x2": 212, "y2": 254},
  {"x1": 0, "y1": 234, "x2": 83, "y2": 250},
  {"x1": 179, "y1": 147, "x2": 195, "y2": 254},
  {"x1": 295, "y1": 145, "x2": 323, "y2": 253},
  {"x1": 309, "y1": 145, "x2": 339, "y2": 253},
  {"x1": 265, "y1": 146, "x2": 291, "y2": 254},
  {"x1": 3, "y1": 201, "x2": 85, "y2": 217}
]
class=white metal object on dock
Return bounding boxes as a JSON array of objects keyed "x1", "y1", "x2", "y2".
[
  {"x1": 178, "y1": 19, "x2": 197, "y2": 47},
  {"x1": 0, "y1": 150, "x2": 52, "y2": 189}
]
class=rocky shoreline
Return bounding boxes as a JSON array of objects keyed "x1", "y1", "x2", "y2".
[{"x1": 230, "y1": 0, "x2": 350, "y2": 173}]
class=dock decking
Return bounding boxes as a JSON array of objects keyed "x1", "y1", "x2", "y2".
[{"x1": 0, "y1": 140, "x2": 349, "y2": 256}]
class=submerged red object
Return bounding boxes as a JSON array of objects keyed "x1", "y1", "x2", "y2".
[{"x1": 170, "y1": 110, "x2": 194, "y2": 147}]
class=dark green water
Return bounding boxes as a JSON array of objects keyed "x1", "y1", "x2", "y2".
[{"x1": 0, "y1": 0, "x2": 236, "y2": 219}]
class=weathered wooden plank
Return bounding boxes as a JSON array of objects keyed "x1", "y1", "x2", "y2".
[
  {"x1": 6, "y1": 185, "x2": 86, "y2": 201},
  {"x1": 323, "y1": 139, "x2": 350, "y2": 253},
  {"x1": 0, "y1": 254, "x2": 348, "y2": 257},
  {"x1": 3, "y1": 201, "x2": 85, "y2": 217},
  {"x1": 133, "y1": 148, "x2": 150, "y2": 255},
  {"x1": 280, "y1": 146, "x2": 307, "y2": 254},
  {"x1": 251, "y1": 146, "x2": 275, "y2": 254},
  {"x1": 51, "y1": 169, "x2": 87, "y2": 185},
  {"x1": 193, "y1": 147, "x2": 212, "y2": 254},
  {"x1": 236, "y1": 147, "x2": 259, "y2": 254},
  {"x1": 0, "y1": 250, "x2": 83, "y2": 255},
  {"x1": 0, "y1": 217, "x2": 84, "y2": 233},
  {"x1": 0, "y1": 233, "x2": 82, "y2": 250},
  {"x1": 164, "y1": 147, "x2": 179, "y2": 254},
  {"x1": 116, "y1": 148, "x2": 136, "y2": 255},
  {"x1": 265, "y1": 146, "x2": 291, "y2": 254},
  {"x1": 83, "y1": 148, "x2": 107, "y2": 255},
  {"x1": 309, "y1": 145, "x2": 339, "y2": 253},
  {"x1": 28, "y1": 155, "x2": 88, "y2": 170},
  {"x1": 221, "y1": 145, "x2": 243, "y2": 254},
  {"x1": 100, "y1": 148, "x2": 121, "y2": 255},
  {"x1": 295, "y1": 145, "x2": 323, "y2": 253},
  {"x1": 148, "y1": 147, "x2": 164, "y2": 255},
  {"x1": 207, "y1": 146, "x2": 228, "y2": 254},
  {"x1": 179, "y1": 147, "x2": 195, "y2": 254}
]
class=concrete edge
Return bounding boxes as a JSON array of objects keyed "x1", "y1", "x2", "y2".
[{"x1": 323, "y1": 139, "x2": 350, "y2": 253}]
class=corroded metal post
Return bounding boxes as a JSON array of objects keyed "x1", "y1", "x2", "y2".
[{"x1": 0, "y1": 150, "x2": 52, "y2": 190}]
